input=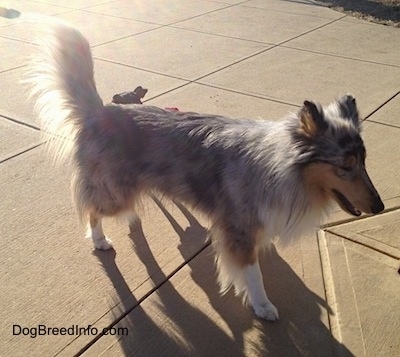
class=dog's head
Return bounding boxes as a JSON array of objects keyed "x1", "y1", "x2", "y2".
[{"x1": 296, "y1": 94, "x2": 384, "y2": 216}]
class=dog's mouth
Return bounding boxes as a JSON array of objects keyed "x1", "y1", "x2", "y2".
[{"x1": 332, "y1": 189, "x2": 361, "y2": 216}]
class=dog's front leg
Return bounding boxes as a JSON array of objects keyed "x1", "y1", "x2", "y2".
[
  {"x1": 213, "y1": 224, "x2": 279, "y2": 321},
  {"x1": 244, "y1": 261, "x2": 279, "y2": 321},
  {"x1": 88, "y1": 214, "x2": 113, "y2": 250}
]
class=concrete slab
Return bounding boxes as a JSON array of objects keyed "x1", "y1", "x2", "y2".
[
  {"x1": 175, "y1": 4, "x2": 338, "y2": 44},
  {"x1": 366, "y1": 94, "x2": 400, "y2": 128},
  {"x1": 199, "y1": 46, "x2": 400, "y2": 114},
  {"x1": 58, "y1": 11, "x2": 158, "y2": 47},
  {"x1": 85, "y1": 0, "x2": 228, "y2": 25},
  {"x1": 93, "y1": 59, "x2": 188, "y2": 104},
  {"x1": 362, "y1": 121, "x2": 400, "y2": 207},
  {"x1": 211, "y1": 0, "x2": 247, "y2": 4},
  {"x1": 328, "y1": 209, "x2": 400, "y2": 257},
  {"x1": 285, "y1": 18, "x2": 400, "y2": 66},
  {"x1": 82, "y1": 235, "x2": 338, "y2": 357},
  {"x1": 0, "y1": 36, "x2": 37, "y2": 72},
  {"x1": 0, "y1": 67, "x2": 38, "y2": 125},
  {"x1": 0, "y1": 149, "x2": 208, "y2": 356},
  {"x1": 147, "y1": 82, "x2": 297, "y2": 119},
  {"x1": 0, "y1": 10, "x2": 159, "y2": 46},
  {"x1": 23, "y1": 0, "x2": 112, "y2": 10},
  {"x1": 319, "y1": 211, "x2": 400, "y2": 356},
  {"x1": 0, "y1": 117, "x2": 41, "y2": 162},
  {"x1": 92, "y1": 26, "x2": 270, "y2": 80}
]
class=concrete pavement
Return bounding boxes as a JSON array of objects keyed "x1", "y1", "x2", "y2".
[{"x1": 1, "y1": 0, "x2": 399, "y2": 356}]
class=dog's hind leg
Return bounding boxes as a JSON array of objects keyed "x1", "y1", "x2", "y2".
[
  {"x1": 73, "y1": 175, "x2": 118, "y2": 250},
  {"x1": 213, "y1": 224, "x2": 279, "y2": 321},
  {"x1": 88, "y1": 214, "x2": 113, "y2": 250}
]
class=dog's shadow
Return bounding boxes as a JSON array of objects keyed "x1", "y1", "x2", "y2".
[{"x1": 94, "y1": 200, "x2": 353, "y2": 356}]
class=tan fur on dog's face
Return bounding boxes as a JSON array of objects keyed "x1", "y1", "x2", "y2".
[
  {"x1": 303, "y1": 159, "x2": 384, "y2": 216},
  {"x1": 297, "y1": 95, "x2": 384, "y2": 217}
]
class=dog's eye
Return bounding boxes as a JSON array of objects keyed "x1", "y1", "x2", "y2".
[{"x1": 335, "y1": 166, "x2": 353, "y2": 178}]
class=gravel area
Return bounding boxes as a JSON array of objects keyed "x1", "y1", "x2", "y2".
[{"x1": 316, "y1": 0, "x2": 400, "y2": 27}]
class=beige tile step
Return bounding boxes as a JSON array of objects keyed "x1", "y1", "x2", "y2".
[{"x1": 319, "y1": 210, "x2": 400, "y2": 356}]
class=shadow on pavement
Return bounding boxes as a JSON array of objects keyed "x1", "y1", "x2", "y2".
[{"x1": 93, "y1": 199, "x2": 353, "y2": 356}]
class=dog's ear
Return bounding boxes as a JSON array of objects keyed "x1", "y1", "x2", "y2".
[
  {"x1": 299, "y1": 100, "x2": 327, "y2": 137},
  {"x1": 338, "y1": 94, "x2": 360, "y2": 131}
]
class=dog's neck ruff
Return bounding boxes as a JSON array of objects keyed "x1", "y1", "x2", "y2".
[{"x1": 257, "y1": 167, "x2": 331, "y2": 244}]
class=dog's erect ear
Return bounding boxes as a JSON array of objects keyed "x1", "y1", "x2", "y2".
[
  {"x1": 338, "y1": 94, "x2": 360, "y2": 130},
  {"x1": 299, "y1": 100, "x2": 327, "y2": 137}
]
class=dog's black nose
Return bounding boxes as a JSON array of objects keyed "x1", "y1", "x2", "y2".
[{"x1": 371, "y1": 198, "x2": 384, "y2": 214}]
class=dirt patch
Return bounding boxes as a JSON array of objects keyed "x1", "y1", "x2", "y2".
[{"x1": 316, "y1": 0, "x2": 400, "y2": 27}]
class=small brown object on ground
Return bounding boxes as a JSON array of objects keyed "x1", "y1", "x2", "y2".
[{"x1": 112, "y1": 86, "x2": 148, "y2": 105}]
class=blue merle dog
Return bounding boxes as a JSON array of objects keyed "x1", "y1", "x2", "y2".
[{"x1": 27, "y1": 21, "x2": 384, "y2": 320}]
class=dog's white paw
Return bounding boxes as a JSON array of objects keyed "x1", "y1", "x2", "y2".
[
  {"x1": 93, "y1": 236, "x2": 114, "y2": 250},
  {"x1": 253, "y1": 302, "x2": 279, "y2": 321}
]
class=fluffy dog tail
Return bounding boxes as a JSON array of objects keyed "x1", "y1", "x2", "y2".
[{"x1": 26, "y1": 20, "x2": 104, "y2": 162}]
